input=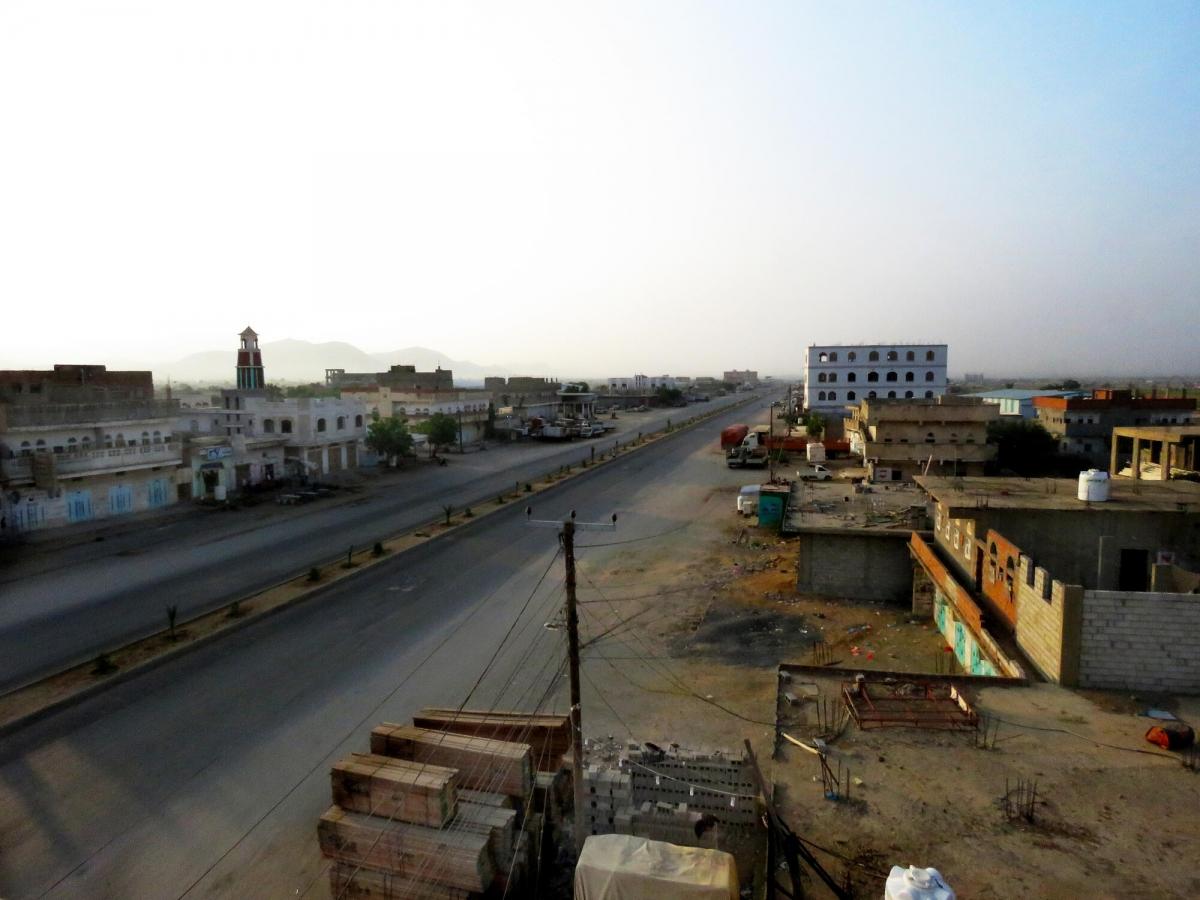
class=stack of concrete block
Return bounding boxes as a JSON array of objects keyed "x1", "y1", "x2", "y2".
[
  {"x1": 622, "y1": 746, "x2": 758, "y2": 827},
  {"x1": 581, "y1": 764, "x2": 633, "y2": 835},
  {"x1": 614, "y1": 800, "x2": 718, "y2": 847}
]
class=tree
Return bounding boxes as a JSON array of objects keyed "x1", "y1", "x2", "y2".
[
  {"x1": 365, "y1": 416, "x2": 414, "y2": 467},
  {"x1": 803, "y1": 413, "x2": 825, "y2": 439},
  {"x1": 1061, "y1": 378, "x2": 1081, "y2": 391},
  {"x1": 264, "y1": 383, "x2": 286, "y2": 401},
  {"x1": 655, "y1": 386, "x2": 684, "y2": 407},
  {"x1": 415, "y1": 412, "x2": 458, "y2": 456},
  {"x1": 987, "y1": 418, "x2": 1059, "y2": 476}
]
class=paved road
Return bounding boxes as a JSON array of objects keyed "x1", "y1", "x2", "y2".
[
  {"x1": 0, "y1": 396, "x2": 771, "y2": 899},
  {"x1": 0, "y1": 394, "x2": 762, "y2": 692}
]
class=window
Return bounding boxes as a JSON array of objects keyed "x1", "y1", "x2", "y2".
[
  {"x1": 67, "y1": 438, "x2": 77, "y2": 451},
  {"x1": 905, "y1": 371, "x2": 914, "y2": 382},
  {"x1": 925, "y1": 391, "x2": 934, "y2": 398},
  {"x1": 141, "y1": 431, "x2": 150, "y2": 444},
  {"x1": 336, "y1": 416, "x2": 346, "y2": 430},
  {"x1": 828, "y1": 391, "x2": 837, "y2": 401},
  {"x1": 867, "y1": 371, "x2": 879, "y2": 382},
  {"x1": 819, "y1": 352, "x2": 829, "y2": 362},
  {"x1": 847, "y1": 372, "x2": 857, "y2": 383},
  {"x1": 868, "y1": 390, "x2": 877, "y2": 399},
  {"x1": 190, "y1": 420, "x2": 199, "y2": 431},
  {"x1": 81, "y1": 436, "x2": 92, "y2": 448},
  {"x1": 355, "y1": 414, "x2": 363, "y2": 427},
  {"x1": 925, "y1": 432, "x2": 935, "y2": 443},
  {"x1": 926, "y1": 350, "x2": 935, "y2": 361},
  {"x1": 828, "y1": 373, "x2": 837, "y2": 383},
  {"x1": 905, "y1": 391, "x2": 914, "y2": 399},
  {"x1": 263, "y1": 419, "x2": 275, "y2": 433},
  {"x1": 20, "y1": 441, "x2": 31, "y2": 456},
  {"x1": 115, "y1": 433, "x2": 125, "y2": 446},
  {"x1": 818, "y1": 372, "x2": 827, "y2": 383},
  {"x1": 886, "y1": 371, "x2": 898, "y2": 382},
  {"x1": 848, "y1": 351, "x2": 857, "y2": 362},
  {"x1": 906, "y1": 350, "x2": 915, "y2": 361},
  {"x1": 153, "y1": 431, "x2": 162, "y2": 444},
  {"x1": 925, "y1": 371, "x2": 934, "y2": 382},
  {"x1": 818, "y1": 391, "x2": 827, "y2": 401},
  {"x1": 949, "y1": 433, "x2": 958, "y2": 443},
  {"x1": 36, "y1": 439, "x2": 46, "y2": 451},
  {"x1": 847, "y1": 391, "x2": 856, "y2": 400},
  {"x1": 887, "y1": 390, "x2": 897, "y2": 399},
  {"x1": 868, "y1": 350, "x2": 879, "y2": 361},
  {"x1": 829, "y1": 351, "x2": 838, "y2": 362},
  {"x1": 887, "y1": 350, "x2": 898, "y2": 361}
]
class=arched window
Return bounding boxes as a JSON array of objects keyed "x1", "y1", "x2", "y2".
[
  {"x1": 867, "y1": 371, "x2": 879, "y2": 383},
  {"x1": 818, "y1": 391, "x2": 827, "y2": 401},
  {"x1": 829, "y1": 352, "x2": 838, "y2": 362},
  {"x1": 846, "y1": 391, "x2": 856, "y2": 401},
  {"x1": 20, "y1": 441, "x2": 32, "y2": 456},
  {"x1": 828, "y1": 373, "x2": 837, "y2": 383},
  {"x1": 81, "y1": 436, "x2": 92, "y2": 448},
  {"x1": 925, "y1": 390, "x2": 934, "y2": 399},
  {"x1": 905, "y1": 371, "x2": 914, "y2": 382},
  {"x1": 848, "y1": 351, "x2": 857, "y2": 362},
  {"x1": 281, "y1": 419, "x2": 293, "y2": 434},
  {"x1": 67, "y1": 437, "x2": 77, "y2": 450},
  {"x1": 926, "y1": 350, "x2": 935, "y2": 361},
  {"x1": 355, "y1": 414, "x2": 363, "y2": 427},
  {"x1": 887, "y1": 350, "x2": 898, "y2": 361},
  {"x1": 115, "y1": 433, "x2": 125, "y2": 446},
  {"x1": 141, "y1": 431, "x2": 150, "y2": 444},
  {"x1": 818, "y1": 352, "x2": 829, "y2": 363},
  {"x1": 36, "y1": 438, "x2": 47, "y2": 451},
  {"x1": 905, "y1": 390, "x2": 914, "y2": 399},
  {"x1": 906, "y1": 350, "x2": 915, "y2": 361},
  {"x1": 316, "y1": 418, "x2": 327, "y2": 432},
  {"x1": 949, "y1": 433, "x2": 958, "y2": 443},
  {"x1": 847, "y1": 372, "x2": 857, "y2": 383},
  {"x1": 868, "y1": 391, "x2": 877, "y2": 399},
  {"x1": 887, "y1": 390, "x2": 897, "y2": 399},
  {"x1": 868, "y1": 350, "x2": 879, "y2": 362},
  {"x1": 153, "y1": 431, "x2": 162, "y2": 444},
  {"x1": 925, "y1": 371, "x2": 935, "y2": 382},
  {"x1": 828, "y1": 391, "x2": 837, "y2": 401},
  {"x1": 886, "y1": 371, "x2": 898, "y2": 382},
  {"x1": 263, "y1": 419, "x2": 275, "y2": 433},
  {"x1": 925, "y1": 432, "x2": 935, "y2": 443},
  {"x1": 336, "y1": 416, "x2": 346, "y2": 430},
  {"x1": 104, "y1": 434, "x2": 114, "y2": 448},
  {"x1": 818, "y1": 372, "x2": 827, "y2": 383}
]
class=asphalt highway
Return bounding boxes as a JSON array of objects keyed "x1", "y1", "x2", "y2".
[
  {"x1": 0, "y1": 395, "x2": 771, "y2": 899},
  {"x1": 0, "y1": 394, "x2": 756, "y2": 692}
]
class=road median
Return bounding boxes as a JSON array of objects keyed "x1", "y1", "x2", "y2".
[{"x1": 0, "y1": 394, "x2": 762, "y2": 737}]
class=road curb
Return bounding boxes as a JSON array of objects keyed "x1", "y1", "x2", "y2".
[{"x1": 0, "y1": 394, "x2": 765, "y2": 737}]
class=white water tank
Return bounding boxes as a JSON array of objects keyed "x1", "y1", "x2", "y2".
[
  {"x1": 213, "y1": 484, "x2": 227, "y2": 502},
  {"x1": 885, "y1": 866, "x2": 955, "y2": 900},
  {"x1": 806, "y1": 442, "x2": 826, "y2": 462},
  {"x1": 1077, "y1": 469, "x2": 1110, "y2": 502}
]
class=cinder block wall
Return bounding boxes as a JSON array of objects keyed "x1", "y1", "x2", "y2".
[
  {"x1": 1013, "y1": 557, "x2": 1082, "y2": 685},
  {"x1": 794, "y1": 530, "x2": 913, "y2": 602},
  {"x1": 1078, "y1": 591, "x2": 1200, "y2": 692}
]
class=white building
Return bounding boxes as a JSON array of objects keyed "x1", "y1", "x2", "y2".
[
  {"x1": 803, "y1": 344, "x2": 948, "y2": 416},
  {"x1": 606, "y1": 375, "x2": 677, "y2": 392}
]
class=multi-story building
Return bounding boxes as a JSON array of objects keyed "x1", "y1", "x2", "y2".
[
  {"x1": 325, "y1": 364, "x2": 453, "y2": 392},
  {"x1": 804, "y1": 344, "x2": 948, "y2": 417},
  {"x1": 844, "y1": 395, "x2": 996, "y2": 483},
  {"x1": 1033, "y1": 389, "x2": 1196, "y2": 468},
  {"x1": 722, "y1": 370, "x2": 758, "y2": 388},
  {"x1": 606, "y1": 375, "x2": 677, "y2": 393},
  {"x1": 178, "y1": 329, "x2": 368, "y2": 497},
  {"x1": 0, "y1": 365, "x2": 182, "y2": 530}
]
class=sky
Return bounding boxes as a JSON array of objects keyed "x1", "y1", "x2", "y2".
[{"x1": 1, "y1": 1, "x2": 1197, "y2": 379}]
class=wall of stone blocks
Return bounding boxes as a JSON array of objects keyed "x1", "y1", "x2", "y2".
[
  {"x1": 1078, "y1": 590, "x2": 1200, "y2": 692},
  {"x1": 794, "y1": 530, "x2": 913, "y2": 603},
  {"x1": 1013, "y1": 557, "x2": 1082, "y2": 686}
]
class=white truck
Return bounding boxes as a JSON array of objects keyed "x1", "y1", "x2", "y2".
[{"x1": 795, "y1": 463, "x2": 833, "y2": 481}]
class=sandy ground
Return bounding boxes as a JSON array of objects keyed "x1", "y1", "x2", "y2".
[{"x1": 572, "y1": 440, "x2": 1200, "y2": 899}]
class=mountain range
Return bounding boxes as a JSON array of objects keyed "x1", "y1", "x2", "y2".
[{"x1": 157, "y1": 339, "x2": 525, "y2": 385}]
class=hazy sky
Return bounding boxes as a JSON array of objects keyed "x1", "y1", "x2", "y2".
[{"x1": 2, "y1": 1, "x2": 1197, "y2": 378}]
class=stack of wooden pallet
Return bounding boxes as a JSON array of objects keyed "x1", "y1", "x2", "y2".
[
  {"x1": 413, "y1": 708, "x2": 572, "y2": 773},
  {"x1": 320, "y1": 711, "x2": 566, "y2": 899}
]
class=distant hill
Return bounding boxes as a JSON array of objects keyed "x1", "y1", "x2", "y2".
[{"x1": 158, "y1": 339, "x2": 518, "y2": 385}]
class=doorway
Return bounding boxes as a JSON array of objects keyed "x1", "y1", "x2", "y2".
[{"x1": 1118, "y1": 548, "x2": 1150, "y2": 592}]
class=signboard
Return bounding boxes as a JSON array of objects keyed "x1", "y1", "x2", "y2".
[{"x1": 204, "y1": 447, "x2": 233, "y2": 461}]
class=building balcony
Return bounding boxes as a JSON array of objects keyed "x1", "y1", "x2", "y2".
[{"x1": 0, "y1": 442, "x2": 182, "y2": 484}]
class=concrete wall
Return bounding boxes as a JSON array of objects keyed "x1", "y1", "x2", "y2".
[
  {"x1": 1078, "y1": 590, "x2": 1200, "y2": 692},
  {"x1": 1013, "y1": 557, "x2": 1083, "y2": 685},
  {"x1": 794, "y1": 528, "x2": 913, "y2": 602}
]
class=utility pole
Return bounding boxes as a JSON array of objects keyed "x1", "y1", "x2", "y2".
[
  {"x1": 527, "y1": 507, "x2": 616, "y2": 849},
  {"x1": 457, "y1": 406, "x2": 464, "y2": 454}
]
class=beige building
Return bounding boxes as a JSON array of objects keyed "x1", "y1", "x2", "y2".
[
  {"x1": 846, "y1": 395, "x2": 997, "y2": 482},
  {"x1": 1110, "y1": 424, "x2": 1200, "y2": 481}
]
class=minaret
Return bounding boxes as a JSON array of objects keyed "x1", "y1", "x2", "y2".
[{"x1": 236, "y1": 327, "x2": 266, "y2": 390}]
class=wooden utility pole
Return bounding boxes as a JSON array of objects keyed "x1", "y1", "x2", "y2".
[{"x1": 562, "y1": 519, "x2": 586, "y2": 843}]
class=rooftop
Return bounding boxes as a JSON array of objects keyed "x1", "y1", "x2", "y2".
[
  {"x1": 1112, "y1": 424, "x2": 1200, "y2": 441},
  {"x1": 916, "y1": 475, "x2": 1200, "y2": 513},
  {"x1": 965, "y1": 389, "x2": 1087, "y2": 400}
]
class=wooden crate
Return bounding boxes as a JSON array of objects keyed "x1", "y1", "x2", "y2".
[
  {"x1": 452, "y1": 800, "x2": 518, "y2": 872},
  {"x1": 371, "y1": 723, "x2": 534, "y2": 800},
  {"x1": 318, "y1": 806, "x2": 493, "y2": 893},
  {"x1": 329, "y1": 861, "x2": 472, "y2": 900},
  {"x1": 330, "y1": 753, "x2": 458, "y2": 828},
  {"x1": 413, "y1": 708, "x2": 570, "y2": 773}
]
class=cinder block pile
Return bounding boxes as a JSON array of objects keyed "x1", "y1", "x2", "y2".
[{"x1": 319, "y1": 709, "x2": 571, "y2": 899}]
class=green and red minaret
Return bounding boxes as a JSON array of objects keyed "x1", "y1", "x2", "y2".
[{"x1": 236, "y1": 326, "x2": 265, "y2": 390}]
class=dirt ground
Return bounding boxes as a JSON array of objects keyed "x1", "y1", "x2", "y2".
[{"x1": 574, "y1": 476, "x2": 1200, "y2": 899}]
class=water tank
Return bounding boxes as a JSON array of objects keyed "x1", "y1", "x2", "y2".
[
  {"x1": 806, "y1": 442, "x2": 826, "y2": 462},
  {"x1": 1077, "y1": 469, "x2": 1110, "y2": 502},
  {"x1": 885, "y1": 866, "x2": 955, "y2": 900},
  {"x1": 213, "y1": 484, "x2": 227, "y2": 502}
]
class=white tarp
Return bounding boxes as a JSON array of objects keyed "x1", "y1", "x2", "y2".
[{"x1": 574, "y1": 834, "x2": 738, "y2": 900}]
